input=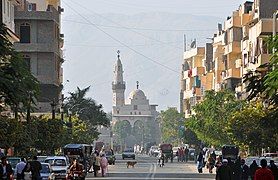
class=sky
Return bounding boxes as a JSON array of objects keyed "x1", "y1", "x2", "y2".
[
  {"x1": 63, "y1": 0, "x2": 244, "y2": 17},
  {"x1": 61, "y1": 0, "x2": 249, "y2": 112}
]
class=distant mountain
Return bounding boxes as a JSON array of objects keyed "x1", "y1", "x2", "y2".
[{"x1": 62, "y1": 12, "x2": 223, "y2": 112}]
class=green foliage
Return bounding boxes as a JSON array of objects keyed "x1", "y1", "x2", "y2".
[
  {"x1": 64, "y1": 86, "x2": 110, "y2": 143},
  {"x1": 0, "y1": 23, "x2": 39, "y2": 115},
  {"x1": 186, "y1": 90, "x2": 244, "y2": 147},
  {"x1": 113, "y1": 120, "x2": 132, "y2": 145},
  {"x1": 228, "y1": 102, "x2": 278, "y2": 153},
  {"x1": 160, "y1": 107, "x2": 183, "y2": 145}
]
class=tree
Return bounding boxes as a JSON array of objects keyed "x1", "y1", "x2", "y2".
[
  {"x1": 186, "y1": 90, "x2": 244, "y2": 147},
  {"x1": 228, "y1": 102, "x2": 278, "y2": 154},
  {"x1": 0, "y1": 23, "x2": 39, "y2": 117},
  {"x1": 113, "y1": 120, "x2": 132, "y2": 147},
  {"x1": 64, "y1": 86, "x2": 110, "y2": 143},
  {"x1": 160, "y1": 107, "x2": 183, "y2": 145}
]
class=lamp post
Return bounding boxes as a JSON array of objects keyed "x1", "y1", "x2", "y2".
[{"x1": 50, "y1": 100, "x2": 57, "y2": 120}]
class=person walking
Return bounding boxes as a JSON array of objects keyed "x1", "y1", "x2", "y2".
[
  {"x1": 30, "y1": 156, "x2": 42, "y2": 180},
  {"x1": 0, "y1": 156, "x2": 13, "y2": 180},
  {"x1": 197, "y1": 151, "x2": 204, "y2": 173},
  {"x1": 184, "y1": 147, "x2": 189, "y2": 163},
  {"x1": 254, "y1": 159, "x2": 274, "y2": 180},
  {"x1": 16, "y1": 158, "x2": 26, "y2": 180},
  {"x1": 215, "y1": 156, "x2": 222, "y2": 174},
  {"x1": 268, "y1": 160, "x2": 278, "y2": 180},
  {"x1": 216, "y1": 159, "x2": 232, "y2": 180},
  {"x1": 100, "y1": 154, "x2": 108, "y2": 177},
  {"x1": 250, "y1": 160, "x2": 259, "y2": 180},
  {"x1": 241, "y1": 159, "x2": 250, "y2": 180},
  {"x1": 93, "y1": 152, "x2": 101, "y2": 177}
]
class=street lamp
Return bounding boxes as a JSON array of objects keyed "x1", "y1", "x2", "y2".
[{"x1": 50, "y1": 100, "x2": 57, "y2": 120}]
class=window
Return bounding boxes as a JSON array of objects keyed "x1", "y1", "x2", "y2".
[
  {"x1": 23, "y1": 55, "x2": 31, "y2": 71},
  {"x1": 139, "y1": 112, "x2": 141, "y2": 115},
  {"x1": 28, "y1": 3, "x2": 36, "y2": 11},
  {"x1": 130, "y1": 112, "x2": 132, "y2": 115},
  {"x1": 134, "y1": 112, "x2": 136, "y2": 115},
  {"x1": 20, "y1": 23, "x2": 31, "y2": 43},
  {"x1": 134, "y1": 105, "x2": 137, "y2": 110}
]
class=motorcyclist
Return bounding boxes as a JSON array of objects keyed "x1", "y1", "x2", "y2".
[{"x1": 67, "y1": 159, "x2": 85, "y2": 180}]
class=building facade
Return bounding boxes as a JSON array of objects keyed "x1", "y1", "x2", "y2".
[
  {"x1": 1, "y1": 0, "x2": 20, "y2": 42},
  {"x1": 14, "y1": 0, "x2": 64, "y2": 112},
  {"x1": 180, "y1": 0, "x2": 278, "y2": 118}
]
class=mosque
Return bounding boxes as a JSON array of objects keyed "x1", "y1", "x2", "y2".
[{"x1": 112, "y1": 51, "x2": 161, "y2": 148}]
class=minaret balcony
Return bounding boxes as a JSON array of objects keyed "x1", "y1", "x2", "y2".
[{"x1": 112, "y1": 82, "x2": 126, "y2": 90}]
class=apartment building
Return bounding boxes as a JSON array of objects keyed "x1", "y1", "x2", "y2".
[
  {"x1": 1, "y1": 0, "x2": 20, "y2": 42},
  {"x1": 181, "y1": 45, "x2": 212, "y2": 118},
  {"x1": 180, "y1": 0, "x2": 278, "y2": 117},
  {"x1": 14, "y1": 0, "x2": 64, "y2": 112}
]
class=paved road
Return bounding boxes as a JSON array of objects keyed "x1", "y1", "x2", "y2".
[{"x1": 86, "y1": 154, "x2": 216, "y2": 180}]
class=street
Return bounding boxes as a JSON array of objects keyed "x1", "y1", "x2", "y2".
[{"x1": 87, "y1": 154, "x2": 215, "y2": 180}]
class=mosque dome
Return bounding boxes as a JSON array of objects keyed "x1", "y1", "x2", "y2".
[{"x1": 129, "y1": 89, "x2": 146, "y2": 100}]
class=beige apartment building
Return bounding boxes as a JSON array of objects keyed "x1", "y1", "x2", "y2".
[
  {"x1": 14, "y1": 0, "x2": 64, "y2": 113},
  {"x1": 180, "y1": 0, "x2": 278, "y2": 117}
]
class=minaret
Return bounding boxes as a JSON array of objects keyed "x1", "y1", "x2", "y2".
[{"x1": 112, "y1": 50, "x2": 126, "y2": 106}]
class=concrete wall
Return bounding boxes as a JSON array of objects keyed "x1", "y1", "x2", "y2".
[{"x1": 259, "y1": 0, "x2": 278, "y2": 19}]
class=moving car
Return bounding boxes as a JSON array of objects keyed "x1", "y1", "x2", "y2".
[
  {"x1": 122, "y1": 149, "x2": 135, "y2": 160},
  {"x1": 105, "y1": 150, "x2": 116, "y2": 165},
  {"x1": 45, "y1": 156, "x2": 69, "y2": 179}
]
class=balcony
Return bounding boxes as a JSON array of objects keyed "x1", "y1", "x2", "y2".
[
  {"x1": 224, "y1": 68, "x2": 241, "y2": 79},
  {"x1": 183, "y1": 90, "x2": 193, "y2": 100},
  {"x1": 14, "y1": 42, "x2": 58, "y2": 53},
  {"x1": 224, "y1": 15, "x2": 241, "y2": 30},
  {"x1": 255, "y1": 19, "x2": 278, "y2": 36},
  {"x1": 224, "y1": 41, "x2": 241, "y2": 55},
  {"x1": 192, "y1": 67, "x2": 205, "y2": 77},
  {"x1": 184, "y1": 47, "x2": 205, "y2": 59}
]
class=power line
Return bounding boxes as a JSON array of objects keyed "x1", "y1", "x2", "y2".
[
  {"x1": 62, "y1": 19, "x2": 216, "y2": 32},
  {"x1": 63, "y1": 1, "x2": 180, "y2": 74},
  {"x1": 65, "y1": 1, "x2": 183, "y2": 50}
]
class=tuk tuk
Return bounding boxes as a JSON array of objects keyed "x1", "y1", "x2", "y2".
[
  {"x1": 222, "y1": 145, "x2": 239, "y2": 162},
  {"x1": 63, "y1": 144, "x2": 93, "y2": 173},
  {"x1": 159, "y1": 144, "x2": 173, "y2": 163}
]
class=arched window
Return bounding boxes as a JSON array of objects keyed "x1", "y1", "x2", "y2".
[{"x1": 20, "y1": 23, "x2": 31, "y2": 43}]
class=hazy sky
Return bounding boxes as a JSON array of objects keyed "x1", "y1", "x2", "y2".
[
  {"x1": 61, "y1": 0, "x2": 249, "y2": 112},
  {"x1": 63, "y1": 0, "x2": 244, "y2": 17}
]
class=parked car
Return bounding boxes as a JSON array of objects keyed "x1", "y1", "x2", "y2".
[
  {"x1": 45, "y1": 156, "x2": 69, "y2": 179},
  {"x1": 105, "y1": 150, "x2": 116, "y2": 165},
  {"x1": 122, "y1": 149, "x2": 135, "y2": 160},
  {"x1": 37, "y1": 156, "x2": 48, "y2": 163},
  {"x1": 24, "y1": 163, "x2": 55, "y2": 180}
]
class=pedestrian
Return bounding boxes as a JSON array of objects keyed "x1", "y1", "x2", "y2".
[
  {"x1": 250, "y1": 160, "x2": 259, "y2": 180},
  {"x1": 197, "y1": 151, "x2": 204, "y2": 173},
  {"x1": 100, "y1": 154, "x2": 108, "y2": 177},
  {"x1": 216, "y1": 159, "x2": 232, "y2": 180},
  {"x1": 241, "y1": 159, "x2": 250, "y2": 180},
  {"x1": 178, "y1": 148, "x2": 182, "y2": 162},
  {"x1": 181, "y1": 147, "x2": 185, "y2": 162},
  {"x1": 93, "y1": 152, "x2": 101, "y2": 177},
  {"x1": 30, "y1": 156, "x2": 42, "y2": 180},
  {"x1": 233, "y1": 157, "x2": 242, "y2": 180},
  {"x1": 268, "y1": 160, "x2": 278, "y2": 180},
  {"x1": 16, "y1": 157, "x2": 26, "y2": 180},
  {"x1": 184, "y1": 147, "x2": 189, "y2": 163},
  {"x1": 215, "y1": 156, "x2": 222, "y2": 173},
  {"x1": 0, "y1": 156, "x2": 13, "y2": 180},
  {"x1": 254, "y1": 159, "x2": 274, "y2": 180}
]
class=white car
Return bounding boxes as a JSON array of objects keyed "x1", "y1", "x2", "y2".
[
  {"x1": 45, "y1": 156, "x2": 69, "y2": 179},
  {"x1": 149, "y1": 146, "x2": 159, "y2": 157},
  {"x1": 24, "y1": 163, "x2": 55, "y2": 180}
]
